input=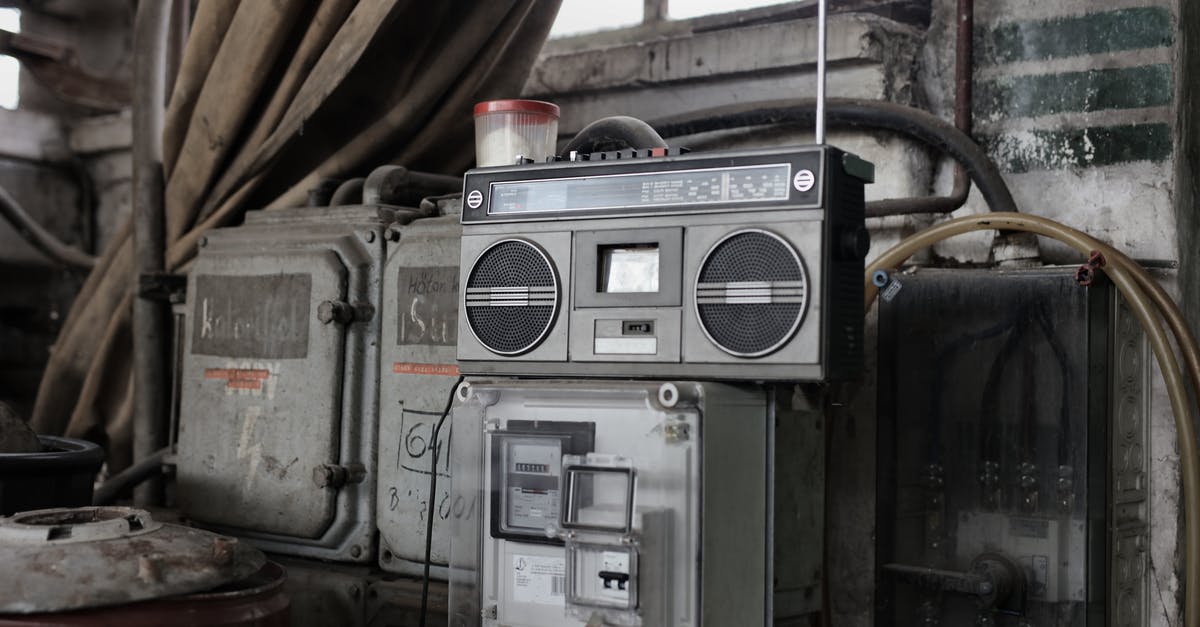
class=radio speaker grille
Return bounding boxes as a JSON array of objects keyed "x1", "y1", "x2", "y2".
[
  {"x1": 695, "y1": 230, "x2": 808, "y2": 357},
  {"x1": 465, "y1": 239, "x2": 559, "y2": 355}
]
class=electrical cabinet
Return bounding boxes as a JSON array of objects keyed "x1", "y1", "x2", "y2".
[
  {"x1": 176, "y1": 206, "x2": 389, "y2": 562},
  {"x1": 376, "y1": 210, "x2": 464, "y2": 576},
  {"x1": 447, "y1": 379, "x2": 775, "y2": 627},
  {"x1": 876, "y1": 268, "x2": 1147, "y2": 626}
]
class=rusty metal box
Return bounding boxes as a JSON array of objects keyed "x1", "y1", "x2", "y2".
[
  {"x1": 375, "y1": 209, "x2": 464, "y2": 576},
  {"x1": 176, "y1": 206, "x2": 387, "y2": 562}
]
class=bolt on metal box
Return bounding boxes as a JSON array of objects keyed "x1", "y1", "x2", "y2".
[{"x1": 176, "y1": 206, "x2": 390, "y2": 562}]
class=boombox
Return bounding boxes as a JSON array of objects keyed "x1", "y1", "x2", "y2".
[{"x1": 456, "y1": 144, "x2": 873, "y2": 381}]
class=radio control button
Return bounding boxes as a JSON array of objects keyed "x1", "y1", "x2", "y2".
[{"x1": 839, "y1": 226, "x2": 871, "y2": 260}]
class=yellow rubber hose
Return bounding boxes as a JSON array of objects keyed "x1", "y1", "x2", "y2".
[{"x1": 864, "y1": 212, "x2": 1200, "y2": 626}]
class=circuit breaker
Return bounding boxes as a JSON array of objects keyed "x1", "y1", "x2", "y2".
[
  {"x1": 876, "y1": 268, "x2": 1147, "y2": 626},
  {"x1": 447, "y1": 379, "x2": 773, "y2": 627}
]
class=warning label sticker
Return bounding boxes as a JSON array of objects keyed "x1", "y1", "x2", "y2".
[
  {"x1": 392, "y1": 362, "x2": 460, "y2": 376},
  {"x1": 512, "y1": 554, "x2": 565, "y2": 606},
  {"x1": 204, "y1": 368, "x2": 270, "y2": 390}
]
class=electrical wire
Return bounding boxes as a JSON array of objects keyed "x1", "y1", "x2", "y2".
[
  {"x1": 865, "y1": 212, "x2": 1200, "y2": 627},
  {"x1": 0, "y1": 183, "x2": 96, "y2": 269},
  {"x1": 92, "y1": 446, "x2": 170, "y2": 505},
  {"x1": 420, "y1": 374, "x2": 466, "y2": 627},
  {"x1": 650, "y1": 98, "x2": 1019, "y2": 216}
]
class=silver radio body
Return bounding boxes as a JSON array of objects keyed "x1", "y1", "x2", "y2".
[{"x1": 456, "y1": 145, "x2": 872, "y2": 381}]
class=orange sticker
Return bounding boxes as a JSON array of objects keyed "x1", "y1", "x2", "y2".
[
  {"x1": 392, "y1": 362, "x2": 460, "y2": 377},
  {"x1": 204, "y1": 368, "x2": 271, "y2": 390}
]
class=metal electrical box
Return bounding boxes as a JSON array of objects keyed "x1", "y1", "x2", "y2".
[
  {"x1": 876, "y1": 268, "x2": 1148, "y2": 626},
  {"x1": 448, "y1": 379, "x2": 775, "y2": 627},
  {"x1": 376, "y1": 204, "x2": 464, "y2": 576},
  {"x1": 176, "y1": 206, "x2": 388, "y2": 562}
]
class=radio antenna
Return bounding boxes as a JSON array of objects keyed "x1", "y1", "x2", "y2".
[{"x1": 815, "y1": 0, "x2": 828, "y2": 144}]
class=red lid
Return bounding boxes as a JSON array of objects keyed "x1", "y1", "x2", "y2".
[{"x1": 474, "y1": 99, "x2": 560, "y2": 118}]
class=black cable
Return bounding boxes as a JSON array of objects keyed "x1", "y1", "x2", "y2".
[
  {"x1": 92, "y1": 446, "x2": 170, "y2": 505},
  {"x1": 649, "y1": 98, "x2": 1020, "y2": 215},
  {"x1": 0, "y1": 183, "x2": 96, "y2": 269},
  {"x1": 420, "y1": 374, "x2": 466, "y2": 627}
]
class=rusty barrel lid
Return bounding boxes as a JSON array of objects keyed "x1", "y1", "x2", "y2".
[{"x1": 0, "y1": 506, "x2": 265, "y2": 614}]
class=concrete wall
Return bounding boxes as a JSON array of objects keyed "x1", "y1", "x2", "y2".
[{"x1": 0, "y1": 0, "x2": 133, "y2": 418}]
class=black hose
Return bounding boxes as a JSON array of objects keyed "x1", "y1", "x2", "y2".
[
  {"x1": 329, "y1": 177, "x2": 365, "y2": 206},
  {"x1": 0, "y1": 184, "x2": 96, "y2": 268},
  {"x1": 650, "y1": 98, "x2": 1019, "y2": 215},
  {"x1": 420, "y1": 375, "x2": 466, "y2": 627},
  {"x1": 92, "y1": 446, "x2": 170, "y2": 505},
  {"x1": 560, "y1": 115, "x2": 668, "y2": 157}
]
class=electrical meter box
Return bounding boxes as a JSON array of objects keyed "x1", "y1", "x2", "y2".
[
  {"x1": 176, "y1": 206, "x2": 391, "y2": 562},
  {"x1": 447, "y1": 379, "x2": 773, "y2": 627},
  {"x1": 376, "y1": 206, "x2": 464, "y2": 576},
  {"x1": 876, "y1": 268, "x2": 1148, "y2": 626}
]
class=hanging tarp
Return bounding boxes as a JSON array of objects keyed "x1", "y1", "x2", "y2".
[{"x1": 31, "y1": 0, "x2": 562, "y2": 469}]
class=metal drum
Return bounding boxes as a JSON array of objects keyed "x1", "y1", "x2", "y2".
[{"x1": 0, "y1": 436, "x2": 103, "y2": 515}]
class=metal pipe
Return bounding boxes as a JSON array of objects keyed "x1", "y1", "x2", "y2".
[
  {"x1": 329, "y1": 177, "x2": 365, "y2": 206},
  {"x1": 954, "y1": 0, "x2": 973, "y2": 138},
  {"x1": 815, "y1": 0, "x2": 827, "y2": 143},
  {"x1": 0, "y1": 183, "x2": 95, "y2": 268},
  {"x1": 943, "y1": 0, "x2": 975, "y2": 211},
  {"x1": 93, "y1": 446, "x2": 169, "y2": 505},
  {"x1": 131, "y1": 0, "x2": 171, "y2": 506}
]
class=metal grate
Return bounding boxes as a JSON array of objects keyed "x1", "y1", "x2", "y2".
[
  {"x1": 465, "y1": 239, "x2": 559, "y2": 355},
  {"x1": 695, "y1": 229, "x2": 808, "y2": 357}
]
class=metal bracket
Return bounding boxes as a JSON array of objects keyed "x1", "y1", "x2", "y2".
[
  {"x1": 137, "y1": 273, "x2": 187, "y2": 303},
  {"x1": 1074, "y1": 250, "x2": 1106, "y2": 286}
]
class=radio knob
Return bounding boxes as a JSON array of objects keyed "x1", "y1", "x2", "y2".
[{"x1": 839, "y1": 226, "x2": 871, "y2": 260}]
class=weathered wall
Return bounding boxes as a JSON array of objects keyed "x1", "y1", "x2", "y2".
[{"x1": 0, "y1": 0, "x2": 133, "y2": 419}]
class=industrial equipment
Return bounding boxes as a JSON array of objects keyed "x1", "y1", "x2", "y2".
[
  {"x1": 377, "y1": 199, "x2": 464, "y2": 576},
  {"x1": 456, "y1": 144, "x2": 873, "y2": 381},
  {"x1": 875, "y1": 268, "x2": 1147, "y2": 626},
  {"x1": 448, "y1": 379, "x2": 776, "y2": 627},
  {"x1": 176, "y1": 205, "x2": 401, "y2": 562},
  {"x1": 0, "y1": 506, "x2": 269, "y2": 614}
]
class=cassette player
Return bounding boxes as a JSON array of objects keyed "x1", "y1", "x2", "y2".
[{"x1": 456, "y1": 144, "x2": 873, "y2": 381}]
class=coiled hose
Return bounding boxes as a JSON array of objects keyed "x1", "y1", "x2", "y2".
[{"x1": 865, "y1": 212, "x2": 1200, "y2": 626}]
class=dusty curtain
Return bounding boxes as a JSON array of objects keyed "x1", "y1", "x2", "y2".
[{"x1": 30, "y1": 0, "x2": 562, "y2": 470}]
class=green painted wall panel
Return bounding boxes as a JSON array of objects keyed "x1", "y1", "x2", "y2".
[
  {"x1": 980, "y1": 124, "x2": 1172, "y2": 173},
  {"x1": 978, "y1": 7, "x2": 1174, "y2": 66},
  {"x1": 976, "y1": 65, "x2": 1173, "y2": 119}
]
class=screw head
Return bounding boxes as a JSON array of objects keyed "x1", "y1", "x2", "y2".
[
  {"x1": 364, "y1": 231, "x2": 376, "y2": 243},
  {"x1": 317, "y1": 300, "x2": 354, "y2": 324}
]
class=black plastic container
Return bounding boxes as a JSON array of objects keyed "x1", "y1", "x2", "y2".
[{"x1": 0, "y1": 436, "x2": 104, "y2": 515}]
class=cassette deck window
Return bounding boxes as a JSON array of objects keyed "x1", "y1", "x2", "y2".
[{"x1": 598, "y1": 244, "x2": 659, "y2": 293}]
